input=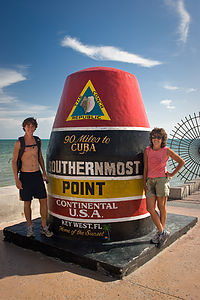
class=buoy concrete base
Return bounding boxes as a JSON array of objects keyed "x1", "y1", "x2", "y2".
[{"x1": 3, "y1": 214, "x2": 197, "y2": 279}]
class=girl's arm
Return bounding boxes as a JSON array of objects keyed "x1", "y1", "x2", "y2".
[
  {"x1": 143, "y1": 149, "x2": 148, "y2": 191},
  {"x1": 166, "y1": 148, "x2": 185, "y2": 178}
]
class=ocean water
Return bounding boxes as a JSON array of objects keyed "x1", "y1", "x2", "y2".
[
  {"x1": 0, "y1": 139, "x2": 182, "y2": 188},
  {"x1": 0, "y1": 139, "x2": 49, "y2": 187}
]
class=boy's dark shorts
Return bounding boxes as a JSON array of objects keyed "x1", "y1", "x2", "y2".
[{"x1": 19, "y1": 170, "x2": 47, "y2": 201}]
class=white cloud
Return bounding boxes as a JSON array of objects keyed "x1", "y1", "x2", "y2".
[
  {"x1": 186, "y1": 88, "x2": 197, "y2": 93},
  {"x1": 0, "y1": 117, "x2": 21, "y2": 128},
  {"x1": 0, "y1": 103, "x2": 55, "y2": 139},
  {"x1": 165, "y1": 0, "x2": 191, "y2": 44},
  {"x1": 160, "y1": 99, "x2": 175, "y2": 109},
  {"x1": 0, "y1": 68, "x2": 26, "y2": 90},
  {"x1": 61, "y1": 36, "x2": 162, "y2": 68},
  {"x1": 163, "y1": 83, "x2": 197, "y2": 93},
  {"x1": 0, "y1": 101, "x2": 53, "y2": 118},
  {"x1": 164, "y1": 84, "x2": 179, "y2": 90},
  {"x1": 38, "y1": 116, "x2": 55, "y2": 123},
  {"x1": 0, "y1": 94, "x2": 19, "y2": 104},
  {"x1": 177, "y1": 0, "x2": 191, "y2": 43},
  {"x1": 0, "y1": 67, "x2": 55, "y2": 138},
  {"x1": 0, "y1": 116, "x2": 54, "y2": 139}
]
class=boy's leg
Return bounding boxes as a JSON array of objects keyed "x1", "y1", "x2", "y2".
[
  {"x1": 39, "y1": 198, "x2": 48, "y2": 228},
  {"x1": 39, "y1": 198, "x2": 53, "y2": 237},
  {"x1": 146, "y1": 196, "x2": 163, "y2": 233},
  {"x1": 24, "y1": 201, "x2": 32, "y2": 226}
]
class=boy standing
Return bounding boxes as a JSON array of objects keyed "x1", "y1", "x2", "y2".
[{"x1": 12, "y1": 117, "x2": 53, "y2": 238}]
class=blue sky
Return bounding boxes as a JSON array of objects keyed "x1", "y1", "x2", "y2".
[{"x1": 0, "y1": 0, "x2": 199, "y2": 139}]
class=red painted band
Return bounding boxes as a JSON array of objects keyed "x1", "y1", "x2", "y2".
[
  {"x1": 48, "y1": 195, "x2": 147, "y2": 221},
  {"x1": 53, "y1": 67, "x2": 150, "y2": 129}
]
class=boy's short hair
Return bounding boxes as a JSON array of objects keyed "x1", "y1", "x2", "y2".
[
  {"x1": 22, "y1": 117, "x2": 38, "y2": 131},
  {"x1": 149, "y1": 127, "x2": 167, "y2": 148}
]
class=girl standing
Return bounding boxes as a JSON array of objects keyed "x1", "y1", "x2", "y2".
[{"x1": 143, "y1": 128, "x2": 185, "y2": 247}]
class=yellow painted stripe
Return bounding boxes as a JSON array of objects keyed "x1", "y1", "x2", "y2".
[{"x1": 47, "y1": 177, "x2": 144, "y2": 199}]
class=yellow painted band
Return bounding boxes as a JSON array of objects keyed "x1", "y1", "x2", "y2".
[{"x1": 47, "y1": 176, "x2": 144, "y2": 199}]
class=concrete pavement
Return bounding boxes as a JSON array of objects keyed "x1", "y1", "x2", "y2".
[{"x1": 0, "y1": 188, "x2": 199, "y2": 300}]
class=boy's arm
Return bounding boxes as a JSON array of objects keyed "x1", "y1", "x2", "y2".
[
  {"x1": 38, "y1": 140, "x2": 47, "y2": 181},
  {"x1": 12, "y1": 141, "x2": 23, "y2": 189}
]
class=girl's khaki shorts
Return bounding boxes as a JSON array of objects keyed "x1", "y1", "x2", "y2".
[{"x1": 146, "y1": 177, "x2": 170, "y2": 197}]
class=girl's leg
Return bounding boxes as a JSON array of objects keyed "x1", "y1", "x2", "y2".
[
  {"x1": 146, "y1": 196, "x2": 163, "y2": 233},
  {"x1": 157, "y1": 196, "x2": 168, "y2": 229}
]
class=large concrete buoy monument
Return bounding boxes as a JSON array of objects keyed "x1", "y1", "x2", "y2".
[{"x1": 47, "y1": 67, "x2": 153, "y2": 241}]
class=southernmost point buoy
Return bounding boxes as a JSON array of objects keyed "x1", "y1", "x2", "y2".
[{"x1": 47, "y1": 67, "x2": 153, "y2": 241}]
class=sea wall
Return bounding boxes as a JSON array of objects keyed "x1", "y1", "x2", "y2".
[{"x1": 169, "y1": 178, "x2": 200, "y2": 200}]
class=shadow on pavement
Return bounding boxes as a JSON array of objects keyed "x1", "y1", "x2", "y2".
[{"x1": 0, "y1": 230, "x2": 115, "y2": 283}]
